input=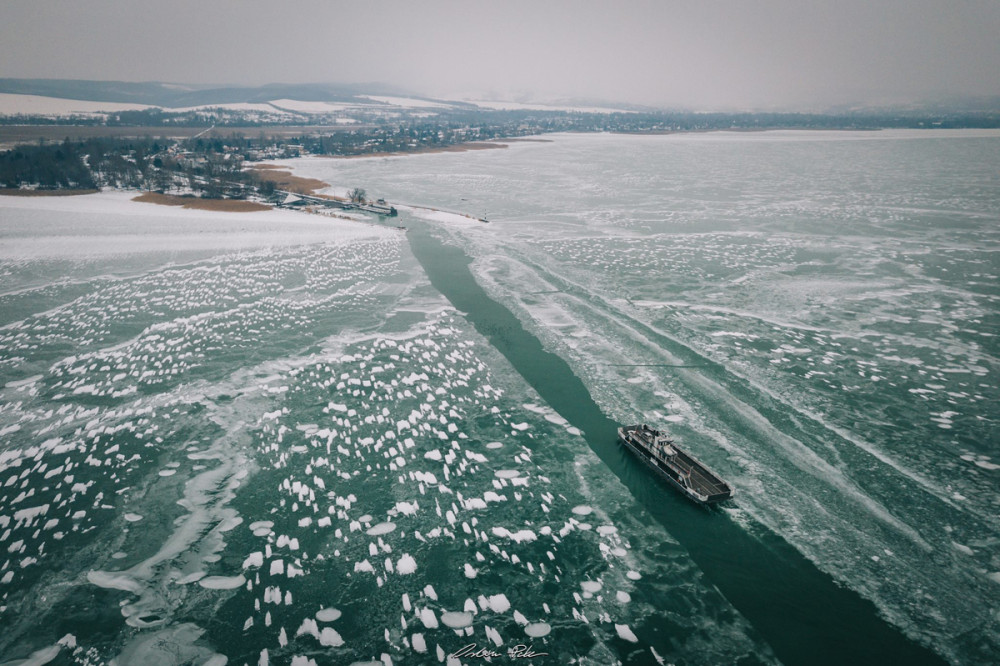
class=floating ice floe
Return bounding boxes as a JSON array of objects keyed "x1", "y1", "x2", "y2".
[
  {"x1": 395, "y1": 501, "x2": 419, "y2": 515},
  {"x1": 524, "y1": 622, "x2": 551, "y2": 638},
  {"x1": 615, "y1": 623, "x2": 639, "y2": 643},
  {"x1": 440, "y1": 611, "x2": 473, "y2": 629},
  {"x1": 419, "y1": 608, "x2": 438, "y2": 629},
  {"x1": 242, "y1": 552, "x2": 264, "y2": 569},
  {"x1": 319, "y1": 627, "x2": 344, "y2": 647},
  {"x1": 487, "y1": 593, "x2": 511, "y2": 613},
  {"x1": 199, "y1": 575, "x2": 246, "y2": 590},
  {"x1": 316, "y1": 608, "x2": 342, "y2": 622},
  {"x1": 366, "y1": 522, "x2": 397, "y2": 536},
  {"x1": 296, "y1": 618, "x2": 320, "y2": 639},
  {"x1": 952, "y1": 542, "x2": 975, "y2": 556},
  {"x1": 397, "y1": 553, "x2": 417, "y2": 574},
  {"x1": 491, "y1": 527, "x2": 538, "y2": 543}
]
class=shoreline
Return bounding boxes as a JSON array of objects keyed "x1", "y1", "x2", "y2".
[
  {"x1": 326, "y1": 136, "x2": 553, "y2": 160},
  {"x1": 611, "y1": 127, "x2": 1000, "y2": 138},
  {"x1": 609, "y1": 127, "x2": 883, "y2": 135},
  {"x1": 334, "y1": 140, "x2": 511, "y2": 160},
  {"x1": 0, "y1": 188, "x2": 98, "y2": 197},
  {"x1": 260, "y1": 160, "x2": 488, "y2": 223}
]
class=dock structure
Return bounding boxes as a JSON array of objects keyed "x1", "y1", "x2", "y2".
[
  {"x1": 358, "y1": 199, "x2": 397, "y2": 216},
  {"x1": 275, "y1": 190, "x2": 397, "y2": 216},
  {"x1": 274, "y1": 189, "x2": 496, "y2": 224}
]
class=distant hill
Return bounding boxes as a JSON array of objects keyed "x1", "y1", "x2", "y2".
[
  {"x1": 2, "y1": 79, "x2": 998, "y2": 116},
  {"x1": 0, "y1": 79, "x2": 422, "y2": 109}
]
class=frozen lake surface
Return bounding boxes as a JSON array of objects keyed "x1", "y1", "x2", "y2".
[{"x1": 1, "y1": 130, "x2": 998, "y2": 664}]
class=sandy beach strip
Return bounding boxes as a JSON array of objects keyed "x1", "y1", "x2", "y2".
[
  {"x1": 132, "y1": 192, "x2": 271, "y2": 212},
  {"x1": 0, "y1": 190, "x2": 396, "y2": 261},
  {"x1": 246, "y1": 166, "x2": 333, "y2": 196}
]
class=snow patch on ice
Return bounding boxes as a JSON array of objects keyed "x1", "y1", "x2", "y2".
[
  {"x1": 397, "y1": 553, "x2": 417, "y2": 574},
  {"x1": 316, "y1": 608, "x2": 342, "y2": 622},
  {"x1": 487, "y1": 593, "x2": 511, "y2": 613},
  {"x1": 199, "y1": 575, "x2": 246, "y2": 590},
  {"x1": 615, "y1": 623, "x2": 639, "y2": 643},
  {"x1": 524, "y1": 622, "x2": 550, "y2": 637},
  {"x1": 440, "y1": 611, "x2": 473, "y2": 629},
  {"x1": 366, "y1": 522, "x2": 397, "y2": 536}
]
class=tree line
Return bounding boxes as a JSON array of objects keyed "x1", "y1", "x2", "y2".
[
  {"x1": 0, "y1": 141, "x2": 97, "y2": 189},
  {"x1": 0, "y1": 136, "x2": 245, "y2": 193}
]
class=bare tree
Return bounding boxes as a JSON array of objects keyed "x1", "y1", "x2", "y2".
[
  {"x1": 153, "y1": 164, "x2": 173, "y2": 193},
  {"x1": 349, "y1": 187, "x2": 367, "y2": 203}
]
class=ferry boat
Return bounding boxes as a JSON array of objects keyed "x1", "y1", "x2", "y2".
[{"x1": 618, "y1": 424, "x2": 733, "y2": 504}]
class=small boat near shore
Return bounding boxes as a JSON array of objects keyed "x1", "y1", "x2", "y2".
[{"x1": 618, "y1": 424, "x2": 733, "y2": 504}]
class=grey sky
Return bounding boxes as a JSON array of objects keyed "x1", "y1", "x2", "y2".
[{"x1": 1, "y1": 0, "x2": 998, "y2": 110}]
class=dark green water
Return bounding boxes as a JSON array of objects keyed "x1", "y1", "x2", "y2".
[{"x1": 408, "y1": 222, "x2": 948, "y2": 666}]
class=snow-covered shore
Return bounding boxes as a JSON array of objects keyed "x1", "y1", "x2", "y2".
[{"x1": 0, "y1": 190, "x2": 394, "y2": 260}]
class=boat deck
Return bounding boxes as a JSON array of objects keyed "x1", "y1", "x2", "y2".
[
  {"x1": 662, "y1": 447, "x2": 731, "y2": 498},
  {"x1": 621, "y1": 424, "x2": 732, "y2": 503}
]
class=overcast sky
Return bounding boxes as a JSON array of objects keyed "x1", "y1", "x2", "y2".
[{"x1": 1, "y1": 0, "x2": 998, "y2": 110}]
